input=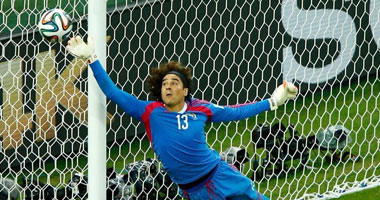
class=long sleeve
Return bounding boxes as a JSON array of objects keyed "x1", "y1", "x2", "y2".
[
  {"x1": 89, "y1": 60, "x2": 152, "y2": 121},
  {"x1": 208, "y1": 99, "x2": 271, "y2": 122}
]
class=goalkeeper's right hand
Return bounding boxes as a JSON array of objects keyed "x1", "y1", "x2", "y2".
[{"x1": 66, "y1": 36, "x2": 97, "y2": 63}]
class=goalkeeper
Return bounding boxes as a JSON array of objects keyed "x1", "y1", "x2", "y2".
[{"x1": 66, "y1": 36, "x2": 298, "y2": 200}]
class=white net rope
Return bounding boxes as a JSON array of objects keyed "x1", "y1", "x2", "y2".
[{"x1": 0, "y1": 0, "x2": 380, "y2": 199}]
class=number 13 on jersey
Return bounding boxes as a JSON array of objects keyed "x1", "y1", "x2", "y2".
[{"x1": 176, "y1": 114, "x2": 188, "y2": 130}]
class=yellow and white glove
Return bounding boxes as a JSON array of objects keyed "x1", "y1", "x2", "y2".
[
  {"x1": 66, "y1": 36, "x2": 97, "y2": 63},
  {"x1": 269, "y1": 81, "x2": 298, "y2": 110}
]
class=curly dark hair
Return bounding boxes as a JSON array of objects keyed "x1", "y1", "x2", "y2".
[{"x1": 147, "y1": 61, "x2": 192, "y2": 102}]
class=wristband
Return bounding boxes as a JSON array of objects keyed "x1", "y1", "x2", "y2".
[
  {"x1": 269, "y1": 98, "x2": 278, "y2": 110},
  {"x1": 87, "y1": 54, "x2": 97, "y2": 64}
]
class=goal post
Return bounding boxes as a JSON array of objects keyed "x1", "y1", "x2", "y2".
[
  {"x1": 0, "y1": 0, "x2": 379, "y2": 199},
  {"x1": 87, "y1": 0, "x2": 107, "y2": 200}
]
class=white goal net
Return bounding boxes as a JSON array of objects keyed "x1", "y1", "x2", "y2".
[{"x1": 0, "y1": 0, "x2": 380, "y2": 199}]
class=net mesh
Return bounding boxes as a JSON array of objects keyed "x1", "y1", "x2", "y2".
[{"x1": 0, "y1": 0, "x2": 379, "y2": 199}]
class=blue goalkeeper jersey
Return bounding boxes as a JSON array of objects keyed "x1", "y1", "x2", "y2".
[{"x1": 89, "y1": 60, "x2": 271, "y2": 184}]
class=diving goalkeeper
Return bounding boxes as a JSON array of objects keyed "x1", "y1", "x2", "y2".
[{"x1": 66, "y1": 36, "x2": 298, "y2": 200}]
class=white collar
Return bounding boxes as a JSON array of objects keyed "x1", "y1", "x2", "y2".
[{"x1": 178, "y1": 103, "x2": 187, "y2": 114}]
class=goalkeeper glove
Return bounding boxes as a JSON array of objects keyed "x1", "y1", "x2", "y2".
[
  {"x1": 66, "y1": 36, "x2": 97, "y2": 63},
  {"x1": 269, "y1": 81, "x2": 298, "y2": 110}
]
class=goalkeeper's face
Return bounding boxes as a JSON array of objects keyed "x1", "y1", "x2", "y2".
[{"x1": 161, "y1": 74, "x2": 188, "y2": 108}]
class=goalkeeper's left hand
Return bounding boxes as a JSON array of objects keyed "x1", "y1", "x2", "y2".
[
  {"x1": 66, "y1": 36, "x2": 97, "y2": 63},
  {"x1": 269, "y1": 81, "x2": 298, "y2": 110}
]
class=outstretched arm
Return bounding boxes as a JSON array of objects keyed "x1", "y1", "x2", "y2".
[
  {"x1": 209, "y1": 82, "x2": 298, "y2": 122},
  {"x1": 66, "y1": 36, "x2": 150, "y2": 121},
  {"x1": 209, "y1": 99, "x2": 271, "y2": 122}
]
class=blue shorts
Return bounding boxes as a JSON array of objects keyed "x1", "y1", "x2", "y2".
[{"x1": 179, "y1": 161, "x2": 270, "y2": 200}]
